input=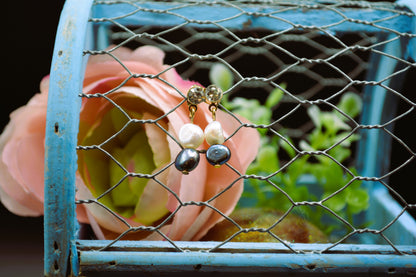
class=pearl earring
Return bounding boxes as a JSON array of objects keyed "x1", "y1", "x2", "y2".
[
  {"x1": 174, "y1": 85, "x2": 205, "y2": 174},
  {"x1": 204, "y1": 85, "x2": 231, "y2": 167}
]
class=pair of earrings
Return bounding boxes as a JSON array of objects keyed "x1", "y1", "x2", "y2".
[{"x1": 175, "y1": 85, "x2": 231, "y2": 174}]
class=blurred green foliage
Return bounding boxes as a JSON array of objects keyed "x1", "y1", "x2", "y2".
[{"x1": 210, "y1": 63, "x2": 369, "y2": 236}]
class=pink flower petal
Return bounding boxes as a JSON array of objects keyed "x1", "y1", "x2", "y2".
[
  {"x1": 0, "y1": 108, "x2": 47, "y2": 209},
  {"x1": 13, "y1": 134, "x2": 45, "y2": 200},
  {"x1": 165, "y1": 164, "x2": 207, "y2": 240},
  {"x1": 0, "y1": 166, "x2": 43, "y2": 216},
  {"x1": 40, "y1": 76, "x2": 50, "y2": 95},
  {"x1": 0, "y1": 185, "x2": 41, "y2": 216},
  {"x1": 164, "y1": 69, "x2": 201, "y2": 93},
  {"x1": 218, "y1": 111, "x2": 260, "y2": 167},
  {"x1": 0, "y1": 45, "x2": 260, "y2": 243},
  {"x1": 88, "y1": 45, "x2": 133, "y2": 64},
  {"x1": 130, "y1": 46, "x2": 165, "y2": 70}
]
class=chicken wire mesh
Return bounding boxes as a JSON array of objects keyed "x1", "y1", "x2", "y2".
[{"x1": 71, "y1": 0, "x2": 416, "y2": 257}]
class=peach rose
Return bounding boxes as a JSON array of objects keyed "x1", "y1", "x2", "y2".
[{"x1": 0, "y1": 46, "x2": 260, "y2": 241}]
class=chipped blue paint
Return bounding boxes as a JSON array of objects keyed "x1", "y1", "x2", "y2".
[
  {"x1": 92, "y1": 1, "x2": 414, "y2": 33},
  {"x1": 77, "y1": 241, "x2": 416, "y2": 275},
  {"x1": 80, "y1": 251, "x2": 416, "y2": 275},
  {"x1": 44, "y1": 0, "x2": 93, "y2": 276}
]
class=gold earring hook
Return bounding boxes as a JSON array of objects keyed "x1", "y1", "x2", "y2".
[
  {"x1": 188, "y1": 104, "x2": 197, "y2": 123},
  {"x1": 209, "y1": 103, "x2": 217, "y2": 121}
]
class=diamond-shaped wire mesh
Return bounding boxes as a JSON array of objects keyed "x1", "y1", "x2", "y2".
[{"x1": 75, "y1": 0, "x2": 416, "y2": 254}]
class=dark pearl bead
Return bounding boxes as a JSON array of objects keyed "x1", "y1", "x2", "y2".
[
  {"x1": 206, "y1": 144, "x2": 231, "y2": 167},
  {"x1": 175, "y1": 148, "x2": 200, "y2": 174}
]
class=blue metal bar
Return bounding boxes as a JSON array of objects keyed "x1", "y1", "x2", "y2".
[
  {"x1": 77, "y1": 241, "x2": 416, "y2": 275},
  {"x1": 92, "y1": 1, "x2": 414, "y2": 33},
  {"x1": 44, "y1": 0, "x2": 94, "y2": 276}
]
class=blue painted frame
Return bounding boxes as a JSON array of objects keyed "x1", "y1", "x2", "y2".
[
  {"x1": 44, "y1": 0, "x2": 94, "y2": 276},
  {"x1": 45, "y1": 1, "x2": 416, "y2": 276},
  {"x1": 357, "y1": 32, "x2": 416, "y2": 245},
  {"x1": 78, "y1": 241, "x2": 416, "y2": 275},
  {"x1": 92, "y1": 1, "x2": 414, "y2": 33}
]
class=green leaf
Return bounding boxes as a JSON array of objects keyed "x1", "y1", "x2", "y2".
[
  {"x1": 228, "y1": 98, "x2": 272, "y2": 134},
  {"x1": 257, "y1": 145, "x2": 280, "y2": 173},
  {"x1": 279, "y1": 137, "x2": 296, "y2": 158},
  {"x1": 309, "y1": 129, "x2": 328, "y2": 149},
  {"x1": 286, "y1": 159, "x2": 307, "y2": 185},
  {"x1": 134, "y1": 176, "x2": 170, "y2": 226},
  {"x1": 229, "y1": 84, "x2": 368, "y2": 238},
  {"x1": 110, "y1": 107, "x2": 142, "y2": 145},
  {"x1": 320, "y1": 112, "x2": 350, "y2": 134},
  {"x1": 338, "y1": 92, "x2": 362, "y2": 118},
  {"x1": 324, "y1": 162, "x2": 346, "y2": 189},
  {"x1": 299, "y1": 140, "x2": 314, "y2": 151},
  {"x1": 324, "y1": 193, "x2": 346, "y2": 212},
  {"x1": 346, "y1": 188, "x2": 369, "y2": 214},
  {"x1": 265, "y1": 86, "x2": 285, "y2": 108},
  {"x1": 109, "y1": 147, "x2": 139, "y2": 207},
  {"x1": 328, "y1": 146, "x2": 351, "y2": 163},
  {"x1": 332, "y1": 132, "x2": 360, "y2": 148},
  {"x1": 80, "y1": 109, "x2": 118, "y2": 199},
  {"x1": 81, "y1": 148, "x2": 113, "y2": 207},
  {"x1": 209, "y1": 63, "x2": 234, "y2": 91},
  {"x1": 291, "y1": 185, "x2": 309, "y2": 202},
  {"x1": 307, "y1": 105, "x2": 322, "y2": 129}
]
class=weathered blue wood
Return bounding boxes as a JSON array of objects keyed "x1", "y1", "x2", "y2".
[
  {"x1": 92, "y1": 1, "x2": 414, "y2": 34},
  {"x1": 357, "y1": 32, "x2": 416, "y2": 245},
  {"x1": 80, "y1": 252, "x2": 416, "y2": 274},
  {"x1": 44, "y1": 0, "x2": 94, "y2": 276},
  {"x1": 358, "y1": 35, "x2": 401, "y2": 181},
  {"x1": 373, "y1": 188, "x2": 416, "y2": 245},
  {"x1": 76, "y1": 240, "x2": 416, "y2": 254},
  {"x1": 77, "y1": 241, "x2": 416, "y2": 275}
]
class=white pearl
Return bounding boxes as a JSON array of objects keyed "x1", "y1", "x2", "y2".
[
  {"x1": 178, "y1": 123, "x2": 204, "y2": 149},
  {"x1": 204, "y1": 121, "x2": 225, "y2": 145}
]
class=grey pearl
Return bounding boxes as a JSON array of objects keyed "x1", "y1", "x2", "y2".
[
  {"x1": 175, "y1": 148, "x2": 200, "y2": 174},
  {"x1": 206, "y1": 144, "x2": 231, "y2": 166}
]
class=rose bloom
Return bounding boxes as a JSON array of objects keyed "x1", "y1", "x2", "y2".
[{"x1": 0, "y1": 46, "x2": 259, "y2": 241}]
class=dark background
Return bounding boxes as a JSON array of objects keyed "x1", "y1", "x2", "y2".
[
  {"x1": 2, "y1": 2, "x2": 65, "y2": 276},
  {"x1": 1, "y1": 1, "x2": 415, "y2": 276}
]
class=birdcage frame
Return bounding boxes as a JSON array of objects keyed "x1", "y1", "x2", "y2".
[{"x1": 44, "y1": 0, "x2": 416, "y2": 276}]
